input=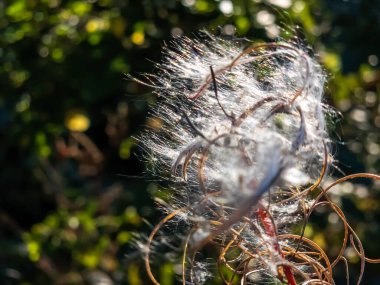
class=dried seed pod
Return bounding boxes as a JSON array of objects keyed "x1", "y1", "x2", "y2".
[{"x1": 136, "y1": 32, "x2": 380, "y2": 285}]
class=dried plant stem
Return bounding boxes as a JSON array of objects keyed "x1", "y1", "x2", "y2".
[
  {"x1": 257, "y1": 208, "x2": 297, "y2": 285},
  {"x1": 145, "y1": 209, "x2": 185, "y2": 285}
]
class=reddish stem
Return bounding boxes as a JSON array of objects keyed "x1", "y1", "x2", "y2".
[{"x1": 257, "y1": 208, "x2": 297, "y2": 285}]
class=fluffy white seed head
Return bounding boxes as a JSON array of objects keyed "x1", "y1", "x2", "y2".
[
  {"x1": 144, "y1": 33, "x2": 329, "y2": 200},
  {"x1": 140, "y1": 32, "x2": 333, "y2": 284}
]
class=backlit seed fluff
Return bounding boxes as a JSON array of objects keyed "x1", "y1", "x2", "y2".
[{"x1": 139, "y1": 32, "x2": 339, "y2": 285}]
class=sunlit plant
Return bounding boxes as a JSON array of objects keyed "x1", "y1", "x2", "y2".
[{"x1": 137, "y1": 32, "x2": 380, "y2": 285}]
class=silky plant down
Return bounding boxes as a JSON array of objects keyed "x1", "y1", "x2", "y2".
[{"x1": 138, "y1": 33, "x2": 380, "y2": 285}]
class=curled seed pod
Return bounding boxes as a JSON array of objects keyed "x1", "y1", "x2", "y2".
[{"x1": 137, "y1": 32, "x2": 380, "y2": 285}]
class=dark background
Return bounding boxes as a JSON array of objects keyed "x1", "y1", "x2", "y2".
[{"x1": 1, "y1": 0, "x2": 380, "y2": 284}]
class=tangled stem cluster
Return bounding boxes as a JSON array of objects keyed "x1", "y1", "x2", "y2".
[{"x1": 139, "y1": 33, "x2": 380, "y2": 285}]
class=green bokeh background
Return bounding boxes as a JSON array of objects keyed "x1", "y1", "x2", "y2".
[{"x1": 1, "y1": 0, "x2": 380, "y2": 284}]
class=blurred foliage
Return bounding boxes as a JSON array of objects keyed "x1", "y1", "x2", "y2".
[{"x1": 0, "y1": 0, "x2": 380, "y2": 284}]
